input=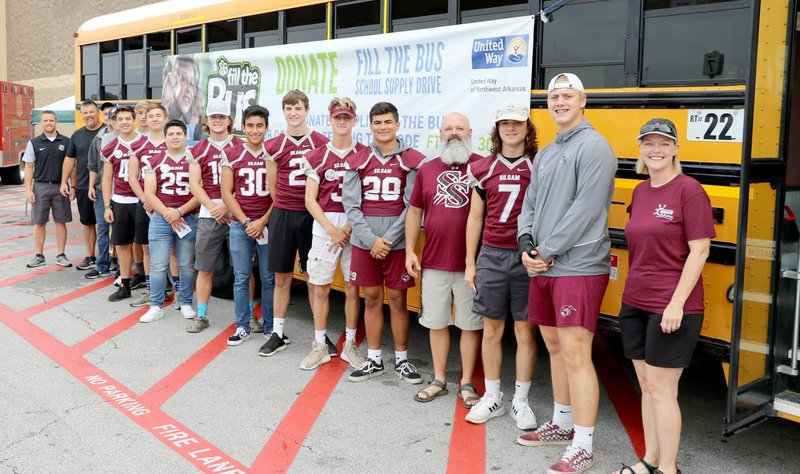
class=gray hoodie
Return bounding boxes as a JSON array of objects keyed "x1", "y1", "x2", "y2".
[
  {"x1": 342, "y1": 139, "x2": 422, "y2": 251},
  {"x1": 517, "y1": 119, "x2": 616, "y2": 277}
]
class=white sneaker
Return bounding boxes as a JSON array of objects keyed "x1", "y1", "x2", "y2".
[
  {"x1": 465, "y1": 391, "x2": 506, "y2": 424},
  {"x1": 139, "y1": 306, "x2": 164, "y2": 323},
  {"x1": 180, "y1": 305, "x2": 196, "y2": 319},
  {"x1": 511, "y1": 399, "x2": 538, "y2": 430}
]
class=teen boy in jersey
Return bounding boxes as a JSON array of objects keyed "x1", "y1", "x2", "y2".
[
  {"x1": 517, "y1": 73, "x2": 617, "y2": 474},
  {"x1": 342, "y1": 101, "x2": 425, "y2": 384},
  {"x1": 220, "y1": 105, "x2": 277, "y2": 348},
  {"x1": 102, "y1": 106, "x2": 141, "y2": 301},
  {"x1": 140, "y1": 119, "x2": 199, "y2": 323},
  {"x1": 186, "y1": 102, "x2": 245, "y2": 333},
  {"x1": 299, "y1": 97, "x2": 367, "y2": 371},
  {"x1": 260, "y1": 90, "x2": 329, "y2": 356}
]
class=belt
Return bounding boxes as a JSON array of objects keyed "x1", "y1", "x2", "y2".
[{"x1": 36, "y1": 180, "x2": 60, "y2": 184}]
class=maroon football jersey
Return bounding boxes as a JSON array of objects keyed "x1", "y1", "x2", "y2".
[
  {"x1": 131, "y1": 136, "x2": 167, "y2": 190},
  {"x1": 265, "y1": 131, "x2": 329, "y2": 211},
  {"x1": 144, "y1": 150, "x2": 195, "y2": 211},
  {"x1": 345, "y1": 147, "x2": 426, "y2": 217},
  {"x1": 468, "y1": 154, "x2": 532, "y2": 249},
  {"x1": 304, "y1": 142, "x2": 367, "y2": 213},
  {"x1": 101, "y1": 135, "x2": 140, "y2": 199},
  {"x1": 410, "y1": 154, "x2": 483, "y2": 271},
  {"x1": 221, "y1": 143, "x2": 273, "y2": 220},
  {"x1": 190, "y1": 136, "x2": 244, "y2": 200}
]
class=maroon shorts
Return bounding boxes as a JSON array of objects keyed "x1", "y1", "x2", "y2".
[
  {"x1": 528, "y1": 275, "x2": 609, "y2": 332},
  {"x1": 350, "y1": 247, "x2": 415, "y2": 290}
]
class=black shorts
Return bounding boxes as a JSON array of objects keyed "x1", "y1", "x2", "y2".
[
  {"x1": 134, "y1": 202, "x2": 150, "y2": 245},
  {"x1": 267, "y1": 208, "x2": 313, "y2": 273},
  {"x1": 473, "y1": 245, "x2": 529, "y2": 321},
  {"x1": 111, "y1": 202, "x2": 137, "y2": 245},
  {"x1": 618, "y1": 303, "x2": 704, "y2": 368},
  {"x1": 75, "y1": 189, "x2": 97, "y2": 226}
]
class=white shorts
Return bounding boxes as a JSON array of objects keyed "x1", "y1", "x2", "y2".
[
  {"x1": 419, "y1": 269, "x2": 482, "y2": 331},
  {"x1": 306, "y1": 234, "x2": 353, "y2": 286}
]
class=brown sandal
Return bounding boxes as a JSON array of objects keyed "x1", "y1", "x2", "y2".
[
  {"x1": 414, "y1": 379, "x2": 449, "y2": 402},
  {"x1": 458, "y1": 382, "x2": 480, "y2": 408}
]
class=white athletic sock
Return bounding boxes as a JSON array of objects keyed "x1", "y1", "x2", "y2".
[
  {"x1": 345, "y1": 327, "x2": 357, "y2": 342},
  {"x1": 273, "y1": 317, "x2": 285, "y2": 338},
  {"x1": 395, "y1": 350, "x2": 408, "y2": 364},
  {"x1": 553, "y1": 402, "x2": 574, "y2": 430},
  {"x1": 513, "y1": 380, "x2": 531, "y2": 404},
  {"x1": 367, "y1": 349, "x2": 382, "y2": 364},
  {"x1": 571, "y1": 424, "x2": 595, "y2": 453},
  {"x1": 484, "y1": 378, "x2": 501, "y2": 397},
  {"x1": 314, "y1": 329, "x2": 326, "y2": 345}
]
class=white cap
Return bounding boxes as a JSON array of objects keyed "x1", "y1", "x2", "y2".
[
  {"x1": 547, "y1": 73, "x2": 585, "y2": 94},
  {"x1": 495, "y1": 101, "x2": 530, "y2": 122},
  {"x1": 205, "y1": 100, "x2": 230, "y2": 117}
]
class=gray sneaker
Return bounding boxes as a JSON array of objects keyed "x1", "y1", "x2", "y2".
[
  {"x1": 341, "y1": 340, "x2": 366, "y2": 368},
  {"x1": 129, "y1": 291, "x2": 150, "y2": 308},
  {"x1": 26, "y1": 254, "x2": 45, "y2": 268},
  {"x1": 173, "y1": 295, "x2": 181, "y2": 310},
  {"x1": 55, "y1": 254, "x2": 72, "y2": 267},
  {"x1": 250, "y1": 316, "x2": 264, "y2": 333},
  {"x1": 186, "y1": 317, "x2": 209, "y2": 333},
  {"x1": 299, "y1": 341, "x2": 331, "y2": 370}
]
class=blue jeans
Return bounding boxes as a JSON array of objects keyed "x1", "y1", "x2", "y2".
[
  {"x1": 229, "y1": 221, "x2": 274, "y2": 332},
  {"x1": 93, "y1": 188, "x2": 110, "y2": 272},
  {"x1": 149, "y1": 213, "x2": 198, "y2": 307}
]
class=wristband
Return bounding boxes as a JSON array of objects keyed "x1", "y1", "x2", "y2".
[
  {"x1": 177, "y1": 207, "x2": 184, "y2": 217},
  {"x1": 243, "y1": 217, "x2": 253, "y2": 226},
  {"x1": 104, "y1": 205, "x2": 112, "y2": 210}
]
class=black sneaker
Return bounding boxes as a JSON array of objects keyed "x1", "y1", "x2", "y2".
[
  {"x1": 108, "y1": 286, "x2": 131, "y2": 302},
  {"x1": 85, "y1": 268, "x2": 111, "y2": 279},
  {"x1": 109, "y1": 258, "x2": 119, "y2": 273},
  {"x1": 348, "y1": 359, "x2": 385, "y2": 382},
  {"x1": 130, "y1": 273, "x2": 146, "y2": 290},
  {"x1": 76, "y1": 256, "x2": 96, "y2": 271},
  {"x1": 258, "y1": 332, "x2": 287, "y2": 357},
  {"x1": 395, "y1": 359, "x2": 423, "y2": 384},
  {"x1": 325, "y1": 335, "x2": 339, "y2": 357}
]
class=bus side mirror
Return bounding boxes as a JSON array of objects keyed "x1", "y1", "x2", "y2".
[{"x1": 704, "y1": 51, "x2": 724, "y2": 79}]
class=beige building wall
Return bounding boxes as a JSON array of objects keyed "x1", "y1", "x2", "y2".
[{"x1": 0, "y1": 1, "x2": 7, "y2": 81}]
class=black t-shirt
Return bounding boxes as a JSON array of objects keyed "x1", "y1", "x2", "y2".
[{"x1": 67, "y1": 126, "x2": 103, "y2": 189}]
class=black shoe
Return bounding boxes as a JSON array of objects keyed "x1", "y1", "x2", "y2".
[
  {"x1": 85, "y1": 268, "x2": 111, "y2": 279},
  {"x1": 348, "y1": 359, "x2": 385, "y2": 382},
  {"x1": 108, "y1": 286, "x2": 131, "y2": 302},
  {"x1": 76, "y1": 256, "x2": 96, "y2": 271},
  {"x1": 109, "y1": 258, "x2": 119, "y2": 273},
  {"x1": 258, "y1": 333, "x2": 287, "y2": 357},
  {"x1": 325, "y1": 335, "x2": 339, "y2": 357},
  {"x1": 165, "y1": 279, "x2": 173, "y2": 293},
  {"x1": 130, "y1": 273, "x2": 146, "y2": 290}
]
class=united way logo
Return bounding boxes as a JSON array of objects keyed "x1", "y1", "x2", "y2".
[
  {"x1": 560, "y1": 305, "x2": 577, "y2": 319},
  {"x1": 471, "y1": 35, "x2": 529, "y2": 69},
  {"x1": 433, "y1": 170, "x2": 469, "y2": 208},
  {"x1": 653, "y1": 204, "x2": 674, "y2": 221},
  {"x1": 505, "y1": 37, "x2": 527, "y2": 64}
]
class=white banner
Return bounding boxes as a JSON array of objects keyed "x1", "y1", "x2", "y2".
[{"x1": 162, "y1": 16, "x2": 534, "y2": 155}]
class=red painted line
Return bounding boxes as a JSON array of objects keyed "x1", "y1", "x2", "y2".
[
  {"x1": 446, "y1": 357, "x2": 486, "y2": 474},
  {"x1": 0, "y1": 210, "x2": 27, "y2": 219},
  {"x1": 18, "y1": 276, "x2": 116, "y2": 319},
  {"x1": 0, "y1": 221, "x2": 30, "y2": 229},
  {"x1": 0, "y1": 303, "x2": 248, "y2": 473},
  {"x1": 0, "y1": 232, "x2": 32, "y2": 242},
  {"x1": 72, "y1": 309, "x2": 145, "y2": 356},
  {"x1": 140, "y1": 322, "x2": 236, "y2": 408},
  {"x1": 0, "y1": 264, "x2": 66, "y2": 288},
  {"x1": 594, "y1": 335, "x2": 646, "y2": 458},
  {"x1": 0, "y1": 237, "x2": 82, "y2": 262}
]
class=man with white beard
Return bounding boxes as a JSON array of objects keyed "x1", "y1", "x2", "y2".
[{"x1": 405, "y1": 112, "x2": 484, "y2": 404}]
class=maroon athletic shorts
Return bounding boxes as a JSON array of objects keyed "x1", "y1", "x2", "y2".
[
  {"x1": 528, "y1": 274, "x2": 609, "y2": 332},
  {"x1": 350, "y1": 247, "x2": 415, "y2": 290}
]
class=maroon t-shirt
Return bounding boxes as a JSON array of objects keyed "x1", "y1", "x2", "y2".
[
  {"x1": 345, "y1": 147, "x2": 426, "y2": 217},
  {"x1": 468, "y1": 154, "x2": 532, "y2": 249},
  {"x1": 265, "y1": 131, "x2": 329, "y2": 211},
  {"x1": 410, "y1": 154, "x2": 483, "y2": 271},
  {"x1": 190, "y1": 136, "x2": 244, "y2": 200},
  {"x1": 143, "y1": 150, "x2": 196, "y2": 212},
  {"x1": 131, "y1": 136, "x2": 167, "y2": 190},
  {"x1": 101, "y1": 135, "x2": 140, "y2": 199},
  {"x1": 303, "y1": 142, "x2": 367, "y2": 213},
  {"x1": 622, "y1": 173, "x2": 716, "y2": 314},
  {"x1": 221, "y1": 143, "x2": 273, "y2": 220}
]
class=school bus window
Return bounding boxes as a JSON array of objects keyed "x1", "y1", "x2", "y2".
[
  {"x1": 124, "y1": 36, "x2": 145, "y2": 100},
  {"x1": 540, "y1": 0, "x2": 627, "y2": 89},
  {"x1": 177, "y1": 27, "x2": 202, "y2": 54},
  {"x1": 148, "y1": 32, "x2": 171, "y2": 99},
  {"x1": 101, "y1": 40, "x2": 121, "y2": 100},
  {"x1": 207, "y1": 19, "x2": 240, "y2": 52},
  {"x1": 460, "y1": 0, "x2": 530, "y2": 24},
  {"x1": 245, "y1": 12, "x2": 280, "y2": 48},
  {"x1": 286, "y1": 4, "x2": 327, "y2": 44},
  {"x1": 391, "y1": 0, "x2": 448, "y2": 32},
  {"x1": 641, "y1": 1, "x2": 749, "y2": 85},
  {"x1": 335, "y1": 0, "x2": 381, "y2": 39},
  {"x1": 81, "y1": 43, "x2": 100, "y2": 100}
]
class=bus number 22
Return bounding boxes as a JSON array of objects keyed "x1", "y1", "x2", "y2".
[{"x1": 703, "y1": 113, "x2": 735, "y2": 141}]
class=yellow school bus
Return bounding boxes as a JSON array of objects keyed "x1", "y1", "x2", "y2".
[{"x1": 76, "y1": 0, "x2": 800, "y2": 433}]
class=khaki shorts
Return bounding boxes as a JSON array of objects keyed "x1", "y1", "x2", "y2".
[
  {"x1": 306, "y1": 233, "x2": 353, "y2": 286},
  {"x1": 419, "y1": 269, "x2": 483, "y2": 331}
]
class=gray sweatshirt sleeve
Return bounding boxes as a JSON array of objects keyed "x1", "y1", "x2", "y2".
[
  {"x1": 87, "y1": 136, "x2": 100, "y2": 173},
  {"x1": 343, "y1": 168, "x2": 378, "y2": 249},
  {"x1": 538, "y1": 139, "x2": 617, "y2": 261},
  {"x1": 517, "y1": 165, "x2": 537, "y2": 240},
  {"x1": 383, "y1": 168, "x2": 417, "y2": 247}
]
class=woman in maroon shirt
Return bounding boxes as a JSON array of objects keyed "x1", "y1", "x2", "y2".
[{"x1": 614, "y1": 119, "x2": 715, "y2": 474}]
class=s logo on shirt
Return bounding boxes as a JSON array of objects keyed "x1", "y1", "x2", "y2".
[{"x1": 433, "y1": 170, "x2": 469, "y2": 208}]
